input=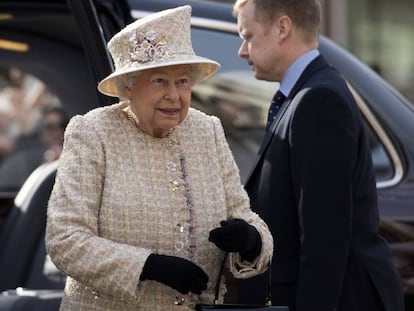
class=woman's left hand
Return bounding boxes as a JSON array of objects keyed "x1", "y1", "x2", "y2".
[{"x1": 208, "y1": 219, "x2": 262, "y2": 261}]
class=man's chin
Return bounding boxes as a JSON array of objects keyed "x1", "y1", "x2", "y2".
[
  {"x1": 253, "y1": 72, "x2": 268, "y2": 81},
  {"x1": 253, "y1": 71, "x2": 277, "y2": 82}
]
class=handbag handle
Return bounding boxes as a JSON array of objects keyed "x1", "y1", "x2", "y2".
[{"x1": 213, "y1": 252, "x2": 272, "y2": 306}]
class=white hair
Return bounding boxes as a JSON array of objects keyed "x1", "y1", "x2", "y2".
[
  {"x1": 114, "y1": 72, "x2": 142, "y2": 100},
  {"x1": 113, "y1": 64, "x2": 204, "y2": 100}
]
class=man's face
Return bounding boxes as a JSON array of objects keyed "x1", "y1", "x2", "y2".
[{"x1": 237, "y1": 1, "x2": 285, "y2": 82}]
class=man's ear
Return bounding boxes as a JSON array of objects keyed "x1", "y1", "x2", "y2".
[{"x1": 277, "y1": 15, "x2": 292, "y2": 40}]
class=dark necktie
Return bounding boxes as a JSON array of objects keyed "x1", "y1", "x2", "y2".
[{"x1": 266, "y1": 90, "x2": 286, "y2": 131}]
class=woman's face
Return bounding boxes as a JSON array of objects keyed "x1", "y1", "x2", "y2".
[{"x1": 126, "y1": 64, "x2": 192, "y2": 138}]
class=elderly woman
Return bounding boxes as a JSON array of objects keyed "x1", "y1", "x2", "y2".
[{"x1": 46, "y1": 5, "x2": 272, "y2": 310}]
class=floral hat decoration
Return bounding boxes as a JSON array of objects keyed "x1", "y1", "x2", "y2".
[{"x1": 97, "y1": 5, "x2": 221, "y2": 97}]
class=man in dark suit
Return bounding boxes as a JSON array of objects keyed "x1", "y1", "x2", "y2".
[{"x1": 232, "y1": 1, "x2": 404, "y2": 310}]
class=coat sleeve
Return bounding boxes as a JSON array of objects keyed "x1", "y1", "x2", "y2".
[
  {"x1": 290, "y1": 86, "x2": 357, "y2": 310},
  {"x1": 45, "y1": 115, "x2": 152, "y2": 303},
  {"x1": 211, "y1": 116, "x2": 273, "y2": 279}
]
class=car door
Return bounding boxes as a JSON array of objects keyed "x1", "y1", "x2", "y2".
[{"x1": 0, "y1": 0, "x2": 129, "y2": 309}]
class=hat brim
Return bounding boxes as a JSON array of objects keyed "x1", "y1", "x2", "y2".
[{"x1": 97, "y1": 56, "x2": 220, "y2": 97}]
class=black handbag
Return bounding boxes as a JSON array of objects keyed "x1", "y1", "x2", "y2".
[
  {"x1": 195, "y1": 253, "x2": 288, "y2": 311},
  {"x1": 196, "y1": 306, "x2": 288, "y2": 310}
]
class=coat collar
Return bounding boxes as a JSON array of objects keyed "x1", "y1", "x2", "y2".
[
  {"x1": 244, "y1": 55, "x2": 330, "y2": 187},
  {"x1": 287, "y1": 55, "x2": 328, "y2": 100}
]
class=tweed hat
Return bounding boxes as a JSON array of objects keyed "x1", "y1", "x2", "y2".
[{"x1": 97, "y1": 5, "x2": 220, "y2": 97}]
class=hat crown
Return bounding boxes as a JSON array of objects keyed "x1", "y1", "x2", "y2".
[
  {"x1": 108, "y1": 5, "x2": 194, "y2": 71},
  {"x1": 97, "y1": 5, "x2": 220, "y2": 97}
]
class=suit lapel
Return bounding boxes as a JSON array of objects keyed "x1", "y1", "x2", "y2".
[
  {"x1": 245, "y1": 55, "x2": 329, "y2": 187},
  {"x1": 257, "y1": 98, "x2": 289, "y2": 158}
]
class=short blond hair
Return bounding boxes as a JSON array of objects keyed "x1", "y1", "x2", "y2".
[{"x1": 233, "y1": 0, "x2": 321, "y2": 41}]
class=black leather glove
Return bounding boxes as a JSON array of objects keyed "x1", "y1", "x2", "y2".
[
  {"x1": 139, "y1": 254, "x2": 208, "y2": 294},
  {"x1": 209, "y1": 218, "x2": 262, "y2": 261}
]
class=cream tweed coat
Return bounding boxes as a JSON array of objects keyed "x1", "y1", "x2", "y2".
[{"x1": 46, "y1": 102, "x2": 273, "y2": 310}]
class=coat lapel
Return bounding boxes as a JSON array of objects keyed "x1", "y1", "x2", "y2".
[{"x1": 244, "y1": 55, "x2": 329, "y2": 187}]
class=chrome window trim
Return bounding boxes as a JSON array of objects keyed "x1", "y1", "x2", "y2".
[{"x1": 347, "y1": 84, "x2": 404, "y2": 188}]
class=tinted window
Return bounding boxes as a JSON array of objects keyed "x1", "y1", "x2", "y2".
[
  {"x1": 0, "y1": 66, "x2": 66, "y2": 194},
  {"x1": 190, "y1": 27, "x2": 396, "y2": 185}
]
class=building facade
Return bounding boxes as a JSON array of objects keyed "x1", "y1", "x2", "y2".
[{"x1": 321, "y1": 0, "x2": 414, "y2": 102}]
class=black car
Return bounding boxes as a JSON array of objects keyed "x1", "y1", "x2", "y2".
[{"x1": 0, "y1": 0, "x2": 413, "y2": 309}]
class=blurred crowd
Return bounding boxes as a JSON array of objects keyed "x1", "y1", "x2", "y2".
[{"x1": 0, "y1": 66, "x2": 68, "y2": 193}]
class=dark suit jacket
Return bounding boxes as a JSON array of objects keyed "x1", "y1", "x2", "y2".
[{"x1": 237, "y1": 55, "x2": 404, "y2": 311}]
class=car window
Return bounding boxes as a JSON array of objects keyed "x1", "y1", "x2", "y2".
[
  {"x1": 0, "y1": 66, "x2": 66, "y2": 195},
  {"x1": 190, "y1": 28, "x2": 276, "y2": 183},
  {"x1": 189, "y1": 27, "x2": 397, "y2": 186}
]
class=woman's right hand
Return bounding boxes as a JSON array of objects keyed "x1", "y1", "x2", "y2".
[{"x1": 140, "y1": 254, "x2": 208, "y2": 294}]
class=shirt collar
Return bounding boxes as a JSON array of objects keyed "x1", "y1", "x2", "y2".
[{"x1": 279, "y1": 49, "x2": 320, "y2": 97}]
